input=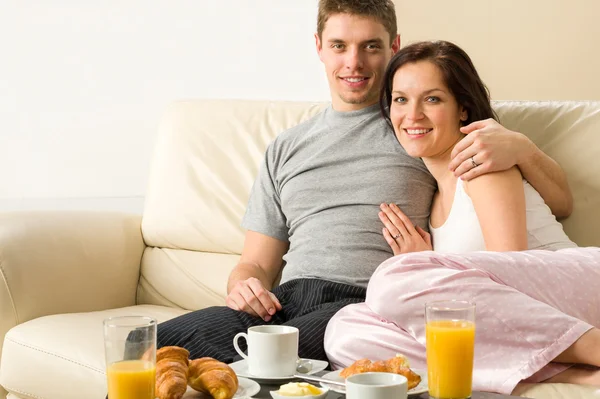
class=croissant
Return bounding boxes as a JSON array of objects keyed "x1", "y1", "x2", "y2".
[
  {"x1": 188, "y1": 357, "x2": 239, "y2": 399},
  {"x1": 155, "y1": 346, "x2": 190, "y2": 399},
  {"x1": 340, "y1": 354, "x2": 421, "y2": 390}
]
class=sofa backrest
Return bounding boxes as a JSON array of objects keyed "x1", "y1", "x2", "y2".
[
  {"x1": 138, "y1": 100, "x2": 600, "y2": 310},
  {"x1": 492, "y1": 101, "x2": 599, "y2": 248},
  {"x1": 138, "y1": 100, "x2": 326, "y2": 309}
]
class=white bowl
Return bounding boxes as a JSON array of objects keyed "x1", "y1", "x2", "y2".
[{"x1": 270, "y1": 385, "x2": 330, "y2": 399}]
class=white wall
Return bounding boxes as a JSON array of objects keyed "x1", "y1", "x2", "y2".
[
  {"x1": 396, "y1": 0, "x2": 600, "y2": 101},
  {"x1": 0, "y1": 1, "x2": 328, "y2": 213},
  {"x1": 3, "y1": 1, "x2": 598, "y2": 214}
]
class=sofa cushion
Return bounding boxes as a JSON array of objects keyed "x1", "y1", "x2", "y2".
[
  {"x1": 142, "y1": 100, "x2": 327, "y2": 255},
  {"x1": 0, "y1": 305, "x2": 188, "y2": 399},
  {"x1": 136, "y1": 247, "x2": 239, "y2": 309},
  {"x1": 138, "y1": 100, "x2": 327, "y2": 308}
]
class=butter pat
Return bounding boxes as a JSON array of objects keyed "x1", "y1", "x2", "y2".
[{"x1": 277, "y1": 382, "x2": 322, "y2": 396}]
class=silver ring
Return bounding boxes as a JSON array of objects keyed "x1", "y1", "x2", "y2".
[
  {"x1": 392, "y1": 233, "x2": 401, "y2": 240},
  {"x1": 470, "y1": 156, "x2": 478, "y2": 168}
]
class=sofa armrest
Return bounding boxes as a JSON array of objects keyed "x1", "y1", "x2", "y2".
[{"x1": 0, "y1": 211, "x2": 145, "y2": 357}]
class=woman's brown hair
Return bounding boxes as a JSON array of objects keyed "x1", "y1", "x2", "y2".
[{"x1": 380, "y1": 40, "x2": 498, "y2": 127}]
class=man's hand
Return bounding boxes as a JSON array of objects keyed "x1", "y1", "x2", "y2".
[
  {"x1": 379, "y1": 203, "x2": 432, "y2": 255},
  {"x1": 226, "y1": 231, "x2": 288, "y2": 321},
  {"x1": 226, "y1": 277, "x2": 282, "y2": 321},
  {"x1": 449, "y1": 119, "x2": 534, "y2": 181}
]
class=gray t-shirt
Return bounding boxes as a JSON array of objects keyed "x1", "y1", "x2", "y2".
[{"x1": 242, "y1": 104, "x2": 436, "y2": 288}]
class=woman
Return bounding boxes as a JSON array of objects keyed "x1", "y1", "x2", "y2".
[
  {"x1": 324, "y1": 41, "x2": 600, "y2": 394},
  {"x1": 376, "y1": 40, "x2": 575, "y2": 254}
]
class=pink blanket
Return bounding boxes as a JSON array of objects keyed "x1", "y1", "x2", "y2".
[{"x1": 324, "y1": 247, "x2": 600, "y2": 394}]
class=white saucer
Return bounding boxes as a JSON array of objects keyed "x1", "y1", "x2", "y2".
[
  {"x1": 319, "y1": 369, "x2": 428, "y2": 396},
  {"x1": 229, "y1": 358, "x2": 329, "y2": 383},
  {"x1": 182, "y1": 376, "x2": 260, "y2": 398}
]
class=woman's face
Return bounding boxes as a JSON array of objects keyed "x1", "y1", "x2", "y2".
[{"x1": 389, "y1": 60, "x2": 467, "y2": 159}]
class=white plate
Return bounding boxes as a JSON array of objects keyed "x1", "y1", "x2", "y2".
[
  {"x1": 270, "y1": 385, "x2": 330, "y2": 399},
  {"x1": 182, "y1": 376, "x2": 260, "y2": 398},
  {"x1": 229, "y1": 358, "x2": 329, "y2": 383},
  {"x1": 319, "y1": 369, "x2": 428, "y2": 396}
]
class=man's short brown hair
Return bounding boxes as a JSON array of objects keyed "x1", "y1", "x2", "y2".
[{"x1": 317, "y1": 0, "x2": 397, "y2": 46}]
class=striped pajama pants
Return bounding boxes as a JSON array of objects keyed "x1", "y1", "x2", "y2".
[{"x1": 156, "y1": 278, "x2": 366, "y2": 363}]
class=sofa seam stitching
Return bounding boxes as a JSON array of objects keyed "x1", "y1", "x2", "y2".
[
  {"x1": 2, "y1": 384, "x2": 44, "y2": 399},
  {"x1": 0, "y1": 260, "x2": 20, "y2": 324},
  {"x1": 5, "y1": 337, "x2": 105, "y2": 374}
]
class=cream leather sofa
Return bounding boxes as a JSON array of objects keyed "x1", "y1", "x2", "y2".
[{"x1": 1, "y1": 100, "x2": 599, "y2": 399}]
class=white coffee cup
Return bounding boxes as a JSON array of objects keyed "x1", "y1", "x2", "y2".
[
  {"x1": 346, "y1": 372, "x2": 408, "y2": 399},
  {"x1": 233, "y1": 325, "x2": 299, "y2": 378}
]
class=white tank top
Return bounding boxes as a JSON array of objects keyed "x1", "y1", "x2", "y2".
[{"x1": 430, "y1": 179, "x2": 577, "y2": 253}]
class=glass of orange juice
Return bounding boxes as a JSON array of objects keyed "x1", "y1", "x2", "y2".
[
  {"x1": 426, "y1": 300, "x2": 475, "y2": 399},
  {"x1": 103, "y1": 316, "x2": 157, "y2": 399}
]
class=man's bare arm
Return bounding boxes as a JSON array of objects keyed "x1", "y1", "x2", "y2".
[
  {"x1": 226, "y1": 231, "x2": 289, "y2": 321},
  {"x1": 517, "y1": 137, "x2": 573, "y2": 218},
  {"x1": 450, "y1": 119, "x2": 573, "y2": 218}
]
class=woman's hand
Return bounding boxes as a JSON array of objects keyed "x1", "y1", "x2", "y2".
[{"x1": 379, "y1": 203, "x2": 432, "y2": 255}]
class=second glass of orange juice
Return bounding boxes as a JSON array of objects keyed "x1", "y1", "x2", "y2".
[
  {"x1": 426, "y1": 300, "x2": 475, "y2": 399},
  {"x1": 104, "y1": 316, "x2": 157, "y2": 399}
]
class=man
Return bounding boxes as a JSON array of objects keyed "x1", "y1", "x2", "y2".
[{"x1": 156, "y1": 0, "x2": 572, "y2": 364}]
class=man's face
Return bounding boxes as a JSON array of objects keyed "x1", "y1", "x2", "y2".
[{"x1": 316, "y1": 13, "x2": 399, "y2": 112}]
